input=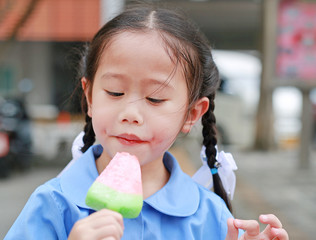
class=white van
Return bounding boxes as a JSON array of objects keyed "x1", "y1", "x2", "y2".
[{"x1": 212, "y1": 50, "x2": 304, "y2": 148}]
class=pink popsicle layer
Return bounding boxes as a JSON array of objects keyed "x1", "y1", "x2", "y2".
[{"x1": 96, "y1": 152, "x2": 142, "y2": 195}]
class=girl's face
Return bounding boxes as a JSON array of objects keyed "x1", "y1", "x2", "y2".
[{"x1": 85, "y1": 31, "x2": 208, "y2": 168}]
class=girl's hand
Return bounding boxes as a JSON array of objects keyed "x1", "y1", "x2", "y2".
[
  {"x1": 225, "y1": 214, "x2": 289, "y2": 240},
  {"x1": 68, "y1": 209, "x2": 124, "y2": 240}
]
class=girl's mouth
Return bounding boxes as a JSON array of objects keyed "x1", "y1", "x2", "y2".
[{"x1": 116, "y1": 134, "x2": 146, "y2": 145}]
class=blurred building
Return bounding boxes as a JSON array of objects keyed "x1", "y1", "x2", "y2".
[{"x1": 0, "y1": 0, "x2": 261, "y2": 117}]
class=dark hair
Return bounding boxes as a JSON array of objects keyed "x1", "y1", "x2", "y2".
[{"x1": 78, "y1": 3, "x2": 231, "y2": 211}]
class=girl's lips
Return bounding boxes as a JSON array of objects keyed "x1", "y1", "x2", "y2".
[{"x1": 116, "y1": 134, "x2": 147, "y2": 145}]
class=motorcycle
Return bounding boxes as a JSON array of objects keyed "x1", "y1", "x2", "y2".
[{"x1": 0, "y1": 97, "x2": 32, "y2": 178}]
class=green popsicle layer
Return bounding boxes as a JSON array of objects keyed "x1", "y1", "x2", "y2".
[{"x1": 85, "y1": 181, "x2": 143, "y2": 219}]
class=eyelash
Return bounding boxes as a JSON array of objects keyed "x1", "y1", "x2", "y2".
[
  {"x1": 105, "y1": 90, "x2": 165, "y2": 104},
  {"x1": 146, "y1": 97, "x2": 165, "y2": 104},
  {"x1": 105, "y1": 90, "x2": 124, "y2": 97}
]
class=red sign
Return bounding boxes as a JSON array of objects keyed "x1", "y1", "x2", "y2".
[
  {"x1": 277, "y1": 0, "x2": 316, "y2": 80},
  {"x1": 0, "y1": 132, "x2": 9, "y2": 157}
]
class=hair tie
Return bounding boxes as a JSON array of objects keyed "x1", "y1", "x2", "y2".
[
  {"x1": 210, "y1": 168, "x2": 218, "y2": 175},
  {"x1": 211, "y1": 161, "x2": 221, "y2": 175},
  {"x1": 192, "y1": 145, "x2": 238, "y2": 200}
]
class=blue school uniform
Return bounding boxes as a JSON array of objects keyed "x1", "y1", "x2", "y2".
[{"x1": 5, "y1": 145, "x2": 235, "y2": 240}]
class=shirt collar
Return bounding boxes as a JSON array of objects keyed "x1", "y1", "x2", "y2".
[
  {"x1": 59, "y1": 145, "x2": 102, "y2": 209},
  {"x1": 59, "y1": 145, "x2": 200, "y2": 217},
  {"x1": 144, "y1": 152, "x2": 200, "y2": 217}
]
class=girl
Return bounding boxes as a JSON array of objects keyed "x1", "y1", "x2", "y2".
[{"x1": 5, "y1": 4, "x2": 288, "y2": 240}]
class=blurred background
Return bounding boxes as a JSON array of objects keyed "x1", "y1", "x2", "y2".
[{"x1": 0, "y1": 0, "x2": 315, "y2": 239}]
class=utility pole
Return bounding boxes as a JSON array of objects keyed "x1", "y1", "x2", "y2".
[{"x1": 254, "y1": 0, "x2": 278, "y2": 150}]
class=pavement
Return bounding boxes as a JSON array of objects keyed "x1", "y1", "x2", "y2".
[
  {"x1": 231, "y1": 148, "x2": 316, "y2": 240},
  {"x1": 0, "y1": 166, "x2": 61, "y2": 239},
  {"x1": 1, "y1": 145, "x2": 315, "y2": 239}
]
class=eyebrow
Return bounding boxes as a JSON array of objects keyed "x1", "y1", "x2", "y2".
[
  {"x1": 101, "y1": 72, "x2": 175, "y2": 91},
  {"x1": 100, "y1": 72, "x2": 128, "y2": 81}
]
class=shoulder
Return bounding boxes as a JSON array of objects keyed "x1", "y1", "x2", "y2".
[
  {"x1": 24, "y1": 177, "x2": 82, "y2": 224},
  {"x1": 35, "y1": 177, "x2": 61, "y2": 193},
  {"x1": 195, "y1": 181, "x2": 233, "y2": 220},
  {"x1": 5, "y1": 178, "x2": 88, "y2": 240},
  {"x1": 192, "y1": 181, "x2": 233, "y2": 238},
  {"x1": 23, "y1": 177, "x2": 60, "y2": 205},
  {"x1": 194, "y1": 183, "x2": 233, "y2": 239},
  {"x1": 31, "y1": 178, "x2": 68, "y2": 209},
  {"x1": 195, "y1": 182, "x2": 229, "y2": 210}
]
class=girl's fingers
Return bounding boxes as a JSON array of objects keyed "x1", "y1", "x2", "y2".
[
  {"x1": 91, "y1": 215, "x2": 124, "y2": 235},
  {"x1": 68, "y1": 209, "x2": 124, "y2": 240},
  {"x1": 90, "y1": 209, "x2": 124, "y2": 228},
  {"x1": 233, "y1": 219, "x2": 260, "y2": 238},
  {"x1": 225, "y1": 218, "x2": 239, "y2": 240},
  {"x1": 94, "y1": 223, "x2": 124, "y2": 240},
  {"x1": 271, "y1": 227, "x2": 289, "y2": 240},
  {"x1": 260, "y1": 214, "x2": 286, "y2": 239},
  {"x1": 259, "y1": 214, "x2": 282, "y2": 228},
  {"x1": 80, "y1": 209, "x2": 123, "y2": 229},
  {"x1": 231, "y1": 215, "x2": 289, "y2": 240},
  {"x1": 259, "y1": 214, "x2": 289, "y2": 240},
  {"x1": 91, "y1": 210, "x2": 124, "y2": 239}
]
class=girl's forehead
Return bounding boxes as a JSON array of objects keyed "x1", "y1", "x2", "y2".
[
  {"x1": 103, "y1": 30, "x2": 186, "y2": 70},
  {"x1": 97, "y1": 29, "x2": 190, "y2": 85},
  {"x1": 95, "y1": 30, "x2": 188, "y2": 88},
  {"x1": 106, "y1": 30, "x2": 178, "y2": 57},
  {"x1": 107, "y1": 30, "x2": 164, "y2": 48},
  {"x1": 100, "y1": 31, "x2": 176, "y2": 66}
]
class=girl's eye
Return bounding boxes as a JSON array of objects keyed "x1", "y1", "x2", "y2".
[
  {"x1": 105, "y1": 90, "x2": 124, "y2": 97},
  {"x1": 146, "y1": 97, "x2": 165, "y2": 104}
]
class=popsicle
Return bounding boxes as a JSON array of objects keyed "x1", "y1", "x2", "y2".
[{"x1": 85, "y1": 152, "x2": 143, "y2": 218}]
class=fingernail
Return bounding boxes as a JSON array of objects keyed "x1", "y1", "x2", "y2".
[
  {"x1": 234, "y1": 219, "x2": 242, "y2": 227},
  {"x1": 260, "y1": 214, "x2": 268, "y2": 221}
]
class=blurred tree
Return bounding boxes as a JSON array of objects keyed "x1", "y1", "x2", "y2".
[
  {"x1": 0, "y1": 0, "x2": 41, "y2": 60},
  {"x1": 0, "y1": 0, "x2": 15, "y2": 25},
  {"x1": 8, "y1": 0, "x2": 41, "y2": 40}
]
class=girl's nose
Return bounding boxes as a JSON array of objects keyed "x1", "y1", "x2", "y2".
[{"x1": 119, "y1": 100, "x2": 144, "y2": 125}]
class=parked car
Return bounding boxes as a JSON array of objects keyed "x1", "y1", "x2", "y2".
[
  {"x1": 212, "y1": 50, "x2": 261, "y2": 147},
  {"x1": 212, "y1": 50, "x2": 308, "y2": 148}
]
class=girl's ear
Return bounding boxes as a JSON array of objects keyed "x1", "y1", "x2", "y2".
[
  {"x1": 181, "y1": 97, "x2": 209, "y2": 133},
  {"x1": 81, "y1": 77, "x2": 92, "y2": 117}
]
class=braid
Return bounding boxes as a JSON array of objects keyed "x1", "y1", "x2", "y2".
[
  {"x1": 81, "y1": 114, "x2": 95, "y2": 153},
  {"x1": 202, "y1": 94, "x2": 217, "y2": 162},
  {"x1": 80, "y1": 95, "x2": 95, "y2": 153},
  {"x1": 202, "y1": 94, "x2": 232, "y2": 212}
]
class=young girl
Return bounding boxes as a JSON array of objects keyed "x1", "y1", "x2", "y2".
[{"x1": 5, "y1": 4, "x2": 288, "y2": 240}]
